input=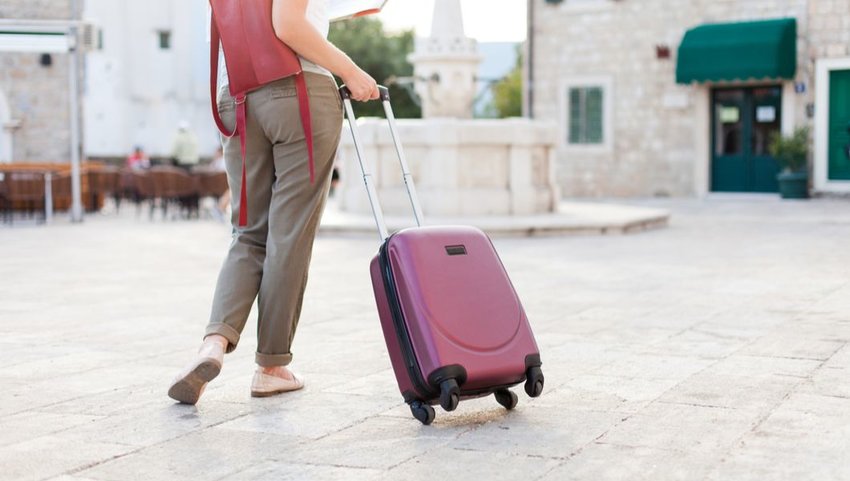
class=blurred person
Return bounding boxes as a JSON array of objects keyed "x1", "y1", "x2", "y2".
[
  {"x1": 168, "y1": 0, "x2": 379, "y2": 404},
  {"x1": 210, "y1": 146, "x2": 226, "y2": 172},
  {"x1": 171, "y1": 121, "x2": 200, "y2": 170},
  {"x1": 329, "y1": 151, "x2": 341, "y2": 197},
  {"x1": 126, "y1": 146, "x2": 150, "y2": 170}
]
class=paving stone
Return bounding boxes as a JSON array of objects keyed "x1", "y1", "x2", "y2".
[
  {"x1": 705, "y1": 394, "x2": 850, "y2": 481},
  {"x1": 599, "y1": 402, "x2": 759, "y2": 454},
  {"x1": 281, "y1": 415, "x2": 467, "y2": 469},
  {"x1": 707, "y1": 354, "x2": 822, "y2": 378},
  {"x1": 799, "y1": 344, "x2": 850, "y2": 399},
  {"x1": 739, "y1": 335, "x2": 845, "y2": 361},
  {"x1": 539, "y1": 443, "x2": 718, "y2": 481},
  {"x1": 60, "y1": 401, "x2": 252, "y2": 448},
  {"x1": 44, "y1": 476, "x2": 102, "y2": 481},
  {"x1": 594, "y1": 353, "x2": 715, "y2": 381},
  {"x1": 0, "y1": 435, "x2": 132, "y2": 481},
  {"x1": 0, "y1": 411, "x2": 102, "y2": 447},
  {"x1": 223, "y1": 461, "x2": 383, "y2": 481},
  {"x1": 321, "y1": 368, "x2": 403, "y2": 399},
  {"x1": 660, "y1": 371, "x2": 803, "y2": 412},
  {"x1": 77, "y1": 428, "x2": 303, "y2": 481},
  {"x1": 536, "y1": 340, "x2": 633, "y2": 388},
  {"x1": 0, "y1": 379, "x2": 82, "y2": 418},
  {"x1": 216, "y1": 391, "x2": 402, "y2": 439},
  {"x1": 380, "y1": 447, "x2": 561, "y2": 480},
  {"x1": 543, "y1": 374, "x2": 682, "y2": 413},
  {"x1": 450, "y1": 405, "x2": 624, "y2": 458},
  {"x1": 639, "y1": 327, "x2": 750, "y2": 359},
  {"x1": 800, "y1": 364, "x2": 850, "y2": 399}
]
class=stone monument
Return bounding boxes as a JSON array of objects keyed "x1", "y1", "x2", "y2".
[{"x1": 408, "y1": 0, "x2": 482, "y2": 119}]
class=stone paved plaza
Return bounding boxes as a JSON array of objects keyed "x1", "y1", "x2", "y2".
[{"x1": 1, "y1": 197, "x2": 849, "y2": 481}]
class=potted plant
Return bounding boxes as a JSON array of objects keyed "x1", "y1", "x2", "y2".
[{"x1": 769, "y1": 126, "x2": 810, "y2": 199}]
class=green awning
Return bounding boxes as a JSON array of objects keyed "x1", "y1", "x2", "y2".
[{"x1": 676, "y1": 18, "x2": 797, "y2": 84}]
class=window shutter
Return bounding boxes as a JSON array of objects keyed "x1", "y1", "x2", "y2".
[
  {"x1": 586, "y1": 87, "x2": 603, "y2": 143},
  {"x1": 568, "y1": 88, "x2": 583, "y2": 143},
  {"x1": 567, "y1": 86, "x2": 604, "y2": 145}
]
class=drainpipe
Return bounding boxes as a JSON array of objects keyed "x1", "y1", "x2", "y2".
[
  {"x1": 524, "y1": 0, "x2": 534, "y2": 118},
  {"x1": 68, "y1": 0, "x2": 83, "y2": 222}
]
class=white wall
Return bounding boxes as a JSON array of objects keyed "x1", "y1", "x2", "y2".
[{"x1": 83, "y1": 0, "x2": 218, "y2": 159}]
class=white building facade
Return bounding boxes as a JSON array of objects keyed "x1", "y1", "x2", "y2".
[
  {"x1": 528, "y1": 0, "x2": 850, "y2": 196},
  {"x1": 83, "y1": 0, "x2": 218, "y2": 161}
]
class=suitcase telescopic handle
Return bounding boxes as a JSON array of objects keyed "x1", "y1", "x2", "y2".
[{"x1": 339, "y1": 85, "x2": 425, "y2": 242}]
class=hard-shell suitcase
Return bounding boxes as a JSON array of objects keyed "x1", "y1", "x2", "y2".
[{"x1": 341, "y1": 86, "x2": 544, "y2": 425}]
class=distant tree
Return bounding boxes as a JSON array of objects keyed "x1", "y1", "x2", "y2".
[
  {"x1": 490, "y1": 45, "x2": 523, "y2": 118},
  {"x1": 329, "y1": 17, "x2": 421, "y2": 118}
]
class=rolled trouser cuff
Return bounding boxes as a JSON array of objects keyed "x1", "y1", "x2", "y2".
[
  {"x1": 204, "y1": 323, "x2": 241, "y2": 353},
  {"x1": 255, "y1": 351, "x2": 293, "y2": 367}
]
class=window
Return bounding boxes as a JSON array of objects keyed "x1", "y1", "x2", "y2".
[
  {"x1": 568, "y1": 86, "x2": 604, "y2": 144},
  {"x1": 158, "y1": 30, "x2": 171, "y2": 50}
]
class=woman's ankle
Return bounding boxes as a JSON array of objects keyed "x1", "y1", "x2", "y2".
[
  {"x1": 259, "y1": 365, "x2": 294, "y2": 380},
  {"x1": 203, "y1": 334, "x2": 229, "y2": 350}
]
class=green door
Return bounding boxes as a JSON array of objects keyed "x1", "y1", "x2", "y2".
[
  {"x1": 711, "y1": 86, "x2": 782, "y2": 192},
  {"x1": 828, "y1": 70, "x2": 850, "y2": 180}
]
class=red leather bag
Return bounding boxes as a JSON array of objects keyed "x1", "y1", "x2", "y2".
[{"x1": 209, "y1": 0, "x2": 315, "y2": 226}]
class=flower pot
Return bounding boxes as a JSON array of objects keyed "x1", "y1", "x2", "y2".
[{"x1": 776, "y1": 171, "x2": 809, "y2": 199}]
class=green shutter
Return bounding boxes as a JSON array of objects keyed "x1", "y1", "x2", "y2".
[
  {"x1": 568, "y1": 87, "x2": 604, "y2": 144},
  {"x1": 585, "y1": 87, "x2": 603, "y2": 144},
  {"x1": 569, "y1": 88, "x2": 582, "y2": 144}
]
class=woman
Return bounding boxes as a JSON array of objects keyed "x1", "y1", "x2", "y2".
[{"x1": 168, "y1": 0, "x2": 379, "y2": 404}]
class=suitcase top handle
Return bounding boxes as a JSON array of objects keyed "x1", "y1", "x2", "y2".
[
  {"x1": 339, "y1": 85, "x2": 391, "y2": 102},
  {"x1": 339, "y1": 84, "x2": 425, "y2": 242}
]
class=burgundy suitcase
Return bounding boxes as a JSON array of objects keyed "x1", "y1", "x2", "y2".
[{"x1": 341, "y1": 86, "x2": 544, "y2": 425}]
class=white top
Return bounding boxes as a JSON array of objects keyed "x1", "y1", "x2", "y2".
[{"x1": 208, "y1": 0, "x2": 332, "y2": 89}]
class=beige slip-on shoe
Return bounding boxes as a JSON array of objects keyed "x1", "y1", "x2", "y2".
[
  {"x1": 250, "y1": 369, "x2": 305, "y2": 397},
  {"x1": 167, "y1": 341, "x2": 224, "y2": 405}
]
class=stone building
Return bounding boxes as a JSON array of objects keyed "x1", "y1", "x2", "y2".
[
  {"x1": 0, "y1": 0, "x2": 79, "y2": 163},
  {"x1": 528, "y1": 0, "x2": 850, "y2": 196}
]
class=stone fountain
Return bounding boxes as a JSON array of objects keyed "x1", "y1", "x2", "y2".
[{"x1": 337, "y1": 0, "x2": 559, "y2": 218}]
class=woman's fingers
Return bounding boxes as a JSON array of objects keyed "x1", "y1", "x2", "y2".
[{"x1": 352, "y1": 84, "x2": 377, "y2": 102}]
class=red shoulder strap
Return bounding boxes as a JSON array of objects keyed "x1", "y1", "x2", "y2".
[
  {"x1": 295, "y1": 73, "x2": 315, "y2": 184},
  {"x1": 209, "y1": 19, "x2": 235, "y2": 138}
]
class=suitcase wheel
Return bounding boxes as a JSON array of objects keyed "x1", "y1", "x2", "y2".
[
  {"x1": 525, "y1": 366, "x2": 544, "y2": 398},
  {"x1": 410, "y1": 401, "x2": 435, "y2": 425},
  {"x1": 439, "y1": 379, "x2": 460, "y2": 412},
  {"x1": 494, "y1": 389, "x2": 518, "y2": 410}
]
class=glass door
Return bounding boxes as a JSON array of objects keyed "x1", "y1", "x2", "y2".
[{"x1": 711, "y1": 86, "x2": 782, "y2": 192}]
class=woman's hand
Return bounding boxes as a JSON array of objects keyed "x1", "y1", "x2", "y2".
[{"x1": 341, "y1": 65, "x2": 380, "y2": 102}]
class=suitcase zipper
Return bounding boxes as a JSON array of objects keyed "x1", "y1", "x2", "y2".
[{"x1": 379, "y1": 238, "x2": 437, "y2": 401}]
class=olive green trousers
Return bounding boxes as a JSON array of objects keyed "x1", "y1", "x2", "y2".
[{"x1": 205, "y1": 72, "x2": 342, "y2": 367}]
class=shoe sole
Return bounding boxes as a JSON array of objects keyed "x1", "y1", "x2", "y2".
[{"x1": 168, "y1": 359, "x2": 221, "y2": 405}]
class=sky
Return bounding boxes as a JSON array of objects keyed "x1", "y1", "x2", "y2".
[{"x1": 376, "y1": 0, "x2": 528, "y2": 42}]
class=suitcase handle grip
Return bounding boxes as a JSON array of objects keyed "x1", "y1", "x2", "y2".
[
  {"x1": 339, "y1": 85, "x2": 390, "y2": 102},
  {"x1": 340, "y1": 84, "x2": 425, "y2": 242}
]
